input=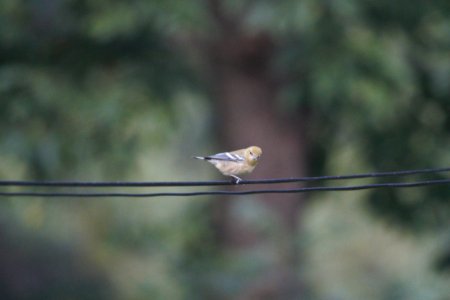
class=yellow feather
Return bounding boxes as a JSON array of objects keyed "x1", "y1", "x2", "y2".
[{"x1": 196, "y1": 146, "x2": 262, "y2": 181}]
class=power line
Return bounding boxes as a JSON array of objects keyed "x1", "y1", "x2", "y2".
[
  {"x1": 0, "y1": 167, "x2": 449, "y2": 188},
  {"x1": 0, "y1": 178, "x2": 449, "y2": 198}
]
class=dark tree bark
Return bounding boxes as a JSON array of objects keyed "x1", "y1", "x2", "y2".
[{"x1": 204, "y1": 4, "x2": 309, "y2": 297}]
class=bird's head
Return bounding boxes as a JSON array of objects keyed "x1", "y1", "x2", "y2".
[{"x1": 245, "y1": 146, "x2": 262, "y2": 166}]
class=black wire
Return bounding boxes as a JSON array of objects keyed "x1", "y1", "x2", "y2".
[
  {"x1": 0, "y1": 178, "x2": 449, "y2": 198},
  {"x1": 0, "y1": 167, "x2": 449, "y2": 187}
]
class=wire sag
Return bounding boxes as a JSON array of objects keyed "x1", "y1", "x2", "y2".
[{"x1": 0, "y1": 167, "x2": 449, "y2": 198}]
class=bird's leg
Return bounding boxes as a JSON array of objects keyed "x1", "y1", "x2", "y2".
[{"x1": 230, "y1": 175, "x2": 242, "y2": 184}]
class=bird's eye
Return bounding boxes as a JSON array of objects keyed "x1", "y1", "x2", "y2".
[{"x1": 250, "y1": 152, "x2": 253, "y2": 156}]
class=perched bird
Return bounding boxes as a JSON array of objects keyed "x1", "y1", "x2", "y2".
[{"x1": 194, "y1": 146, "x2": 262, "y2": 183}]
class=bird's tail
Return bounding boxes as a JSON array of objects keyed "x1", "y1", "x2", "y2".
[{"x1": 193, "y1": 156, "x2": 206, "y2": 160}]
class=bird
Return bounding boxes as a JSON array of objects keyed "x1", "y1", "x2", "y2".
[{"x1": 194, "y1": 146, "x2": 262, "y2": 183}]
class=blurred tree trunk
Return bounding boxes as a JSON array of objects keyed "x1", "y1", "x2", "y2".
[{"x1": 205, "y1": 2, "x2": 309, "y2": 298}]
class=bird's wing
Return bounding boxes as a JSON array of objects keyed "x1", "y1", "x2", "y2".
[{"x1": 205, "y1": 151, "x2": 245, "y2": 162}]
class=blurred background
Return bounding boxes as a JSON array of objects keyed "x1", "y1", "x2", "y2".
[{"x1": 1, "y1": 0, "x2": 450, "y2": 299}]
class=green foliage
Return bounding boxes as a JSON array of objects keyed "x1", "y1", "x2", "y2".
[
  {"x1": 0, "y1": 222, "x2": 113, "y2": 299},
  {"x1": 270, "y1": 0, "x2": 450, "y2": 229},
  {"x1": 1, "y1": 0, "x2": 449, "y2": 298},
  {"x1": 0, "y1": 0, "x2": 196, "y2": 180},
  {"x1": 0, "y1": 2, "x2": 198, "y2": 298}
]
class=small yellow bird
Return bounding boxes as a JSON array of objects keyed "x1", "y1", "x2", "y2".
[{"x1": 194, "y1": 146, "x2": 262, "y2": 183}]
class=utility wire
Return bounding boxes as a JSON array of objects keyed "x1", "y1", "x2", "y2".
[
  {"x1": 0, "y1": 178, "x2": 449, "y2": 198},
  {"x1": 0, "y1": 167, "x2": 450, "y2": 188}
]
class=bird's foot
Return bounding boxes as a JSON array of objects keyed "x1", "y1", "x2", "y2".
[{"x1": 230, "y1": 175, "x2": 242, "y2": 184}]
